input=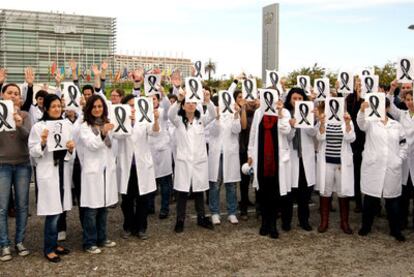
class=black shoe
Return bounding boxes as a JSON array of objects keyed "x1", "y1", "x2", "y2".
[
  {"x1": 299, "y1": 222, "x2": 313, "y2": 231},
  {"x1": 358, "y1": 228, "x2": 370, "y2": 236},
  {"x1": 282, "y1": 223, "x2": 291, "y2": 232},
  {"x1": 269, "y1": 229, "x2": 279, "y2": 239},
  {"x1": 391, "y1": 232, "x2": 406, "y2": 242},
  {"x1": 55, "y1": 246, "x2": 70, "y2": 255},
  {"x1": 45, "y1": 253, "x2": 61, "y2": 263},
  {"x1": 259, "y1": 227, "x2": 269, "y2": 236},
  {"x1": 174, "y1": 221, "x2": 184, "y2": 233},
  {"x1": 148, "y1": 209, "x2": 155, "y2": 215},
  {"x1": 159, "y1": 213, "x2": 169, "y2": 220},
  {"x1": 197, "y1": 217, "x2": 214, "y2": 230}
]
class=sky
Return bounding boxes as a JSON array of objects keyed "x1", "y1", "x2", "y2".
[{"x1": 2, "y1": 0, "x2": 414, "y2": 78}]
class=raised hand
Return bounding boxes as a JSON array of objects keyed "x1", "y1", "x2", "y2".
[
  {"x1": 69, "y1": 60, "x2": 77, "y2": 72},
  {"x1": 24, "y1": 67, "x2": 35, "y2": 86},
  {"x1": 101, "y1": 60, "x2": 108, "y2": 71},
  {"x1": 0, "y1": 68, "x2": 7, "y2": 84},
  {"x1": 91, "y1": 64, "x2": 101, "y2": 77}
]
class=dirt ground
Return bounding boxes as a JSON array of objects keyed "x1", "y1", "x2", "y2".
[{"x1": 2, "y1": 187, "x2": 414, "y2": 277}]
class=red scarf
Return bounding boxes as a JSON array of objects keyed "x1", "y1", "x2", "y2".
[{"x1": 262, "y1": 115, "x2": 278, "y2": 177}]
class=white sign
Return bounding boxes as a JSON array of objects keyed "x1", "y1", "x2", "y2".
[
  {"x1": 46, "y1": 120, "x2": 71, "y2": 152},
  {"x1": 359, "y1": 68, "x2": 374, "y2": 77},
  {"x1": 397, "y1": 57, "x2": 414, "y2": 84},
  {"x1": 265, "y1": 70, "x2": 283, "y2": 96},
  {"x1": 325, "y1": 97, "x2": 344, "y2": 124},
  {"x1": 294, "y1": 101, "x2": 314, "y2": 128},
  {"x1": 242, "y1": 78, "x2": 258, "y2": 100},
  {"x1": 297, "y1": 75, "x2": 311, "y2": 94},
  {"x1": 361, "y1": 75, "x2": 379, "y2": 97},
  {"x1": 0, "y1": 100, "x2": 16, "y2": 132},
  {"x1": 194, "y1": 60, "x2": 204, "y2": 78},
  {"x1": 110, "y1": 104, "x2": 132, "y2": 135},
  {"x1": 219, "y1": 90, "x2": 235, "y2": 115},
  {"x1": 337, "y1": 71, "x2": 354, "y2": 94},
  {"x1": 135, "y1": 97, "x2": 154, "y2": 125},
  {"x1": 365, "y1": 93, "x2": 385, "y2": 121},
  {"x1": 62, "y1": 82, "x2": 81, "y2": 111},
  {"x1": 314, "y1": 78, "x2": 330, "y2": 101},
  {"x1": 259, "y1": 89, "x2": 278, "y2": 116},
  {"x1": 144, "y1": 74, "x2": 161, "y2": 96},
  {"x1": 185, "y1": 77, "x2": 204, "y2": 104}
]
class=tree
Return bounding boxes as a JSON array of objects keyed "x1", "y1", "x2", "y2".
[
  {"x1": 204, "y1": 59, "x2": 216, "y2": 82},
  {"x1": 286, "y1": 63, "x2": 326, "y2": 88},
  {"x1": 373, "y1": 62, "x2": 396, "y2": 87}
]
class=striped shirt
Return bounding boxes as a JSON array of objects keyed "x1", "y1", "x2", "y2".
[{"x1": 325, "y1": 123, "x2": 343, "y2": 164}]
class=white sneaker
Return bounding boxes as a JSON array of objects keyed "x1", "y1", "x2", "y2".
[
  {"x1": 15, "y1": 243, "x2": 30, "y2": 257},
  {"x1": 85, "y1": 246, "x2": 102, "y2": 254},
  {"x1": 102, "y1": 240, "x2": 116, "y2": 248},
  {"x1": 0, "y1": 247, "x2": 12, "y2": 262},
  {"x1": 57, "y1": 231, "x2": 67, "y2": 242},
  {"x1": 211, "y1": 214, "x2": 221, "y2": 225},
  {"x1": 228, "y1": 215, "x2": 239, "y2": 224}
]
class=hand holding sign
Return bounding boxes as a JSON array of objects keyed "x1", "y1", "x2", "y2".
[
  {"x1": 0, "y1": 100, "x2": 16, "y2": 132},
  {"x1": 397, "y1": 58, "x2": 414, "y2": 83},
  {"x1": 46, "y1": 120, "x2": 71, "y2": 152},
  {"x1": 294, "y1": 101, "x2": 314, "y2": 128}
]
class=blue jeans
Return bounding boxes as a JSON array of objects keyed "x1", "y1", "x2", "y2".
[
  {"x1": 82, "y1": 207, "x2": 108, "y2": 249},
  {"x1": 0, "y1": 163, "x2": 32, "y2": 247},
  {"x1": 148, "y1": 174, "x2": 173, "y2": 215},
  {"x1": 209, "y1": 181, "x2": 238, "y2": 215},
  {"x1": 44, "y1": 214, "x2": 60, "y2": 255}
]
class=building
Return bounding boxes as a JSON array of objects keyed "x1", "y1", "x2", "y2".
[
  {"x1": 114, "y1": 54, "x2": 193, "y2": 79},
  {"x1": 262, "y1": 3, "x2": 279, "y2": 81},
  {"x1": 0, "y1": 9, "x2": 116, "y2": 83}
]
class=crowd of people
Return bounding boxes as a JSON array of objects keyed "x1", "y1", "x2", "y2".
[{"x1": 0, "y1": 61, "x2": 413, "y2": 263}]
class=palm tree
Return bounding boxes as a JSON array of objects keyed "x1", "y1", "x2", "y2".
[{"x1": 204, "y1": 59, "x2": 216, "y2": 81}]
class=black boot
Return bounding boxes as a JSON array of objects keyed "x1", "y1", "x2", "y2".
[
  {"x1": 197, "y1": 216, "x2": 214, "y2": 230},
  {"x1": 174, "y1": 219, "x2": 184, "y2": 233}
]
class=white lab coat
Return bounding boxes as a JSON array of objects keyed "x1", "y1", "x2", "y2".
[
  {"x1": 28, "y1": 121, "x2": 73, "y2": 216},
  {"x1": 247, "y1": 108, "x2": 292, "y2": 195},
  {"x1": 287, "y1": 125, "x2": 317, "y2": 188},
  {"x1": 168, "y1": 101, "x2": 216, "y2": 192},
  {"x1": 78, "y1": 122, "x2": 118, "y2": 208},
  {"x1": 29, "y1": 105, "x2": 43, "y2": 125},
  {"x1": 388, "y1": 95, "x2": 414, "y2": 186},
  {"x1": 357, "y1": 111, "x2": 408, "y2": 198},
  {"x1": 115, "y1": 122, "x2": 158, "y2": 195},
  {"x1": 316, "y1": 122, "x2": 356, "y2": 197},
  {"x1": 208, "y1": 115, "x2": 241, "y2": 183}
]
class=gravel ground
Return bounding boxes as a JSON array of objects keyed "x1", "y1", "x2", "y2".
[{"x1": 2, "y1": 187, "x2": 414, "y2": 277}]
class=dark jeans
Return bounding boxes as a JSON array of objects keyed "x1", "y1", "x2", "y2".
[
  {"x1": 44, "y1": 214, "x2": 60, "y2": 255},
  {"x1": 291, "y1": 158, "x2": 313, "y2": 225},
  {"x1": 361, "y1": 195, "x2": 402, "y2": 235},
  {"x1": 176, "y1": 190, "x2": 205, "y2": 222},
  {"x1": 147, "y1": 174, "x2": 173, "y2": 216},
  {"x1": 57, "y1": 211, "x2": 67, "y2": 232},
  {"x1": 239, "y1": 152, "x2": 251, "y2": 214},
  {"x1": 82, "y1": 207, "x2": 108, "y2": 249},
  {"x1": 353, "y1": 154, "x2": 363, "y2": 209},
  {"x1": 121, "y1": 164, "x2": 148, "y2": 233},
  {"x1": 400, "y1": 174, "x2": 414, "y2": 227}
]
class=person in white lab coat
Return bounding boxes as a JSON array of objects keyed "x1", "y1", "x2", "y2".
[
  {"x1": 78, "y1": 94, "x2": 118, "y2": 254},
  {"x1": 247, "y1": 99, "x2": 292, "y2": 239},
  {"x1": 168, "y1": 88, "x2": 216, "y2": 233},
  {"x1": 208, "y1": 95, "x2": 241, "y2": 225},
  {"x1": 115, "y1": 94, "x2": 159, "y2": 239},
  {"x1": 357, "y1": 98, "x2": 408, "y2": 241},
  {"x1": 316, "y1": 105, "x2": 355, "y2": 234},
  {"x1": 387, "y1": 85, "x2": 414, "y2": 230},
  {"x1": 285, "y1": 88, "x2": 317, "y2": 231},
  {"x1": 29, "y1": 94, "x2": 74, "y2": 262}
]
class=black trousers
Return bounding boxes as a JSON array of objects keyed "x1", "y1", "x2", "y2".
[
  {"x1": 239, "y1": 152, "x2": 251, "y2": 214},
  {"x1": 121, "y1": 164, "x2": 148, "y2": 233},
  {"x1": 258, "y1": 176, "x2": 292, "y2": 228},
  {"x1": 361, "y1": 195, "x2": 401, "y2": 235},
  {"x1": 400, "y1": 174, "x2": 414, "y2": 227},
  {"x1": 176, "y1": 190, "x2": 205, "y2": 222},
  {"x1": 72, "y1": 155, "x2": 84, "y2": 227},
  {"x1": 292, "y1": 158, "x2": 313, "y2": 225},
  {"x1": 353, "y1": 154, "x2": 363, "y2": 209}
]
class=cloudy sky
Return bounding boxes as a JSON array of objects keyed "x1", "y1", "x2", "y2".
[{"x1": 2, "y1": 0, "x2": 414, "y2": 77}]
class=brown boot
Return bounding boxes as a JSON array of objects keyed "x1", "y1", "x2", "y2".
[
  {"x1": 339, "y1": 197, "x2": 353, "y2": 234},
  {"x1": 318, "y1": 196, "x2": 330, "y2": 233}
]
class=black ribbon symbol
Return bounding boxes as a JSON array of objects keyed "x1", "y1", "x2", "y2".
[
  {"x1": 189, "y1": 79, "x2": 200, "y2": 100},
  {"x1": 269, "y1": 72, "x2": 281, "y2": 96},
  {"x1": 148, "y1": 75, "x2": 158, "y2": 93},
  {"x1": 299, "y1": 77, "x2": 307, "y2": 91},
  {"x1": 400, "y1": 59, "x2": 412, "y2": 81},
  {"x1": 340, "y1": 72, "x2": 350, "y2": 90},
  {"x1": 67, "y1": 85, "x2": 79, "y2": 107},
  {"x1": 316, "y1": 80, "x2": 326, "y2": 98},
  {"x1": 244, "y1": 80, "x2": 254, "y2": 100},
  {"x1": 54, "y1": 133, "x2": 63, "y2": 148},
  {"x1": 114, "y1": 106, "x2": 128, "y2": 133},
  {"x1": 222, "y1": 92, "x2": 233, "y2": 114},
  {"x1": 362, "y1": 70, "x2": 370, "y2": 76},
  {"x1": 298, "y1": 103, "x2": 310, "y2": 125},
  {"x1": 0, "y1": 102, "x2": 12, "y2": 129},
  {"x1": 328, "y1": 99, "x2": 340, "y2": 121},
  {"x1": 263, "y1": 91, "x2": 276, "y2": 113},
  {"x1": 368, "y1": 95, "x2": 381, "y2": 118},
  {"x1": 365, "y1": 77, "x2": 374, "y2": 93},
  {"x1": 137, "y1": 99, "x2": 152, "y2": 123},
  {"x1": 194, "y1": 61, "x2": 202, "y2": 78}
]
